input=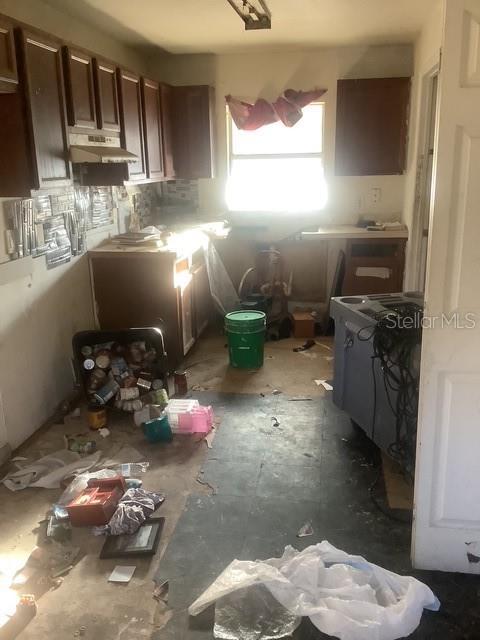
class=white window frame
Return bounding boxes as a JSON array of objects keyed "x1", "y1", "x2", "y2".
[{"x1": 226, "y1": 102, "x2": 326, "y2": 214}]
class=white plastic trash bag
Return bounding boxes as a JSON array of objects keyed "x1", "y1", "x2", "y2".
[{"x1": 188, "y1": 541, "x2": 440, "y2": 640}]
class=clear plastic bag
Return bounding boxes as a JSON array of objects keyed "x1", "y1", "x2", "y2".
[
  {"x1": 189, "y1": 541, "x2": 440, "y2": 640},
  {"x1": 205, "y1": 241, "x2": 241, "y2": 315}
]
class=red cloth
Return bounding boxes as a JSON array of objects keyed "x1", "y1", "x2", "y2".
[{"x1": 226, "y1": 88, "x2": 326, "y2": 130}]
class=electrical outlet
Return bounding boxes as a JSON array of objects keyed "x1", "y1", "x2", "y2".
[{"x1": 371, "y1": 187, "x2": 382, "y2": 204}]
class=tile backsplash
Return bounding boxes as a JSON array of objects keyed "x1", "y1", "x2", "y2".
[{"x1": 0, "y1": 179, "x2": 200, "y2": 267}]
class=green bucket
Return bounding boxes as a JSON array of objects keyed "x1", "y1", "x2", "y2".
[{"x1": 225, "y1": 310, "x2": 266, "y2": 369}]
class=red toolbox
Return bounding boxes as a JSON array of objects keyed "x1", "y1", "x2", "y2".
[{"x1": 67, "y1": 476, "x2": 126, "y2": 526}]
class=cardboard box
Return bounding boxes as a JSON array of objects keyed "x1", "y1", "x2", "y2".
[{"x1": 292, "y1": 310, "x2": 315, "y2": 339}]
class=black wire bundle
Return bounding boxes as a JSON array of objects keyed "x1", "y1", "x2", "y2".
[
  {"x1": 371, "y1": 303, "x2": 422, "y2": 476},
  {"x1": 357, "y1": 303, "x2": 423, "y2": 477}
]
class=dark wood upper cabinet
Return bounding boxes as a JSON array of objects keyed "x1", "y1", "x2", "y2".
[
  {"x1": 117, "y1": 68, "x2": 146, "y2": 181},
  {"x1": 159, "y1": 82, "x2": 176, "y2": 179},
  {"x1": 16, "y1": 29, "x2": 71, "y2": 190},
  {"x1": 62, "y1": 46, "x2": 96, "y2": 129},
  {"x1": 141, "y1": 78, "x2": 164, "y2": 181},
  {"x1": 93, "y1": 58, "x2": 120, "y2": 132},
  {"x1": 0, "y1": 17, "x2": 17, "y2": 92},
  {"x1": 170, "y1": 85, "x2": 215, "y2": 179},
  {"x1": 335, "y1": 77, "x2": 410, "y2": 176}
]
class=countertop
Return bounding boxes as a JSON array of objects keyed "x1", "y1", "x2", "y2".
[{"x1": 301, "y1": 224, "x2": 408, "y2": 240}]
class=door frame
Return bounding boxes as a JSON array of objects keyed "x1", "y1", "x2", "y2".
[{"x1": 409, "y1": 63, "x2": 440, "y2": 292}]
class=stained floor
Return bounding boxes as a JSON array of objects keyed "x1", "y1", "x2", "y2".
[
  {"x1": 0, "y1": 334, "x2": 478, "y2": 639},
  {"x1": 155, "y1": 391, "x2": 480, "y2": 639}
]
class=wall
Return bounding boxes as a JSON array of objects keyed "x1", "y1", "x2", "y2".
[
  {"x1": 0, "y1": 0, "x2": 151, "y2": 449},
  {"x1": 151, "y1": 44, "x2": 413, "y2": 233},
  {"x1": 402, "y1": 2, "x2": 443, "y2": 289},
  {"x1": 150, "y1": 44, "x2": 413, "y2": 302}
]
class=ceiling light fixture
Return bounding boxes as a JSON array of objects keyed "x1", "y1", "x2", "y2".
[{"x1": 226, "y1": 0, "x2": 271, "y2": 30}]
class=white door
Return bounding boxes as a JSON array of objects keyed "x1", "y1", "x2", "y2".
[{"x1": 413, "y1": 0, "x2": 480, "y2": 572}]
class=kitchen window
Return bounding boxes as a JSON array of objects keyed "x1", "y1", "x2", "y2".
[{"x1": 226, "y1": 102, "x2": 327, "y2": 213}]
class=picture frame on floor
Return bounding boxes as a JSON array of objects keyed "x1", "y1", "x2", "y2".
[{"x1": 100, "y1": 517, "x2": 165, "y2": 558}]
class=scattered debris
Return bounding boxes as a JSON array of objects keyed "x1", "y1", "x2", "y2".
[
  {"x1": 260, "y1": 392, "x2": 265, "y2": 397},
  {"x1": 272, "y1": 389, "x2": 282, "y2": 395},
  {"x1": 196, "y1": 470, "x2": 217, "y2": 495},
  {"x1": 298, "y1": 350, "x2": 317, "y2": 359},
  {"x1": 271, "y1": 417, "x2": 280, "y2": 428},
  {"x1": 297, "y1": 521, "x2": 314, "y2": 537},
  {"x1": 74, "y1": 626, "x2": 86, "y2": 637},
  {"x1": 314, "y1": 380, "x2": 333, "y2": 391},
  {"x1": 108, "y1": 565, "x2": 136, "y2": 583},
  {"x1": 289, "y1": 397, "x2": 312, "y2": 402},
  {"x1": 98, "y1": 428, "x2": 110, "y2": 438},
  {"x1": 153, "y1": 579, "x2": 169, "y2": 603},
  {"x1": 204, "y1": 427, "x2": 216, "y2": 449},
  {"x1": 315, "y1": 341, "x2": 333, "y2": 351},
  {"x1": 265, "y1": 355, "x2": 275, "y2": 360},
  {"x1": 293, "y1": 339, "x2": 316, "y2": 352},
  {"x1": 465, "y1": 541, "x2": 480, "y2": 563},
  {"x1": 64, "y1": 433, "x2": 97, "y2": 455},
  {"x1": 325, "y1": 356, "x2": 334, "y2": 362}
]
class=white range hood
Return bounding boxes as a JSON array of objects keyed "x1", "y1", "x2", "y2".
[{"x1": 70, "y1": 145, "x2": 137, "y2": 164}]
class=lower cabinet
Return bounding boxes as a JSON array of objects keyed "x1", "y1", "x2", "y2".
[
  {"x1": 192, "y1": 262, "x2": 211, "y2": 338},
  {"x1": 342, "y1": 238, "x2": 407, "y2": 295},
  {"x1": 180, "y1": 277, "x2": 195, "y2": 355},
  {"x1": 89, "y1": 244, "x2": 211, "y2": 369}
]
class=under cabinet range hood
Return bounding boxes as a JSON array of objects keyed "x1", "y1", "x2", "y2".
[
  {"x1": 70, "y1": 145, "x2": 137, "y2": 164},
  {"x1": 69, "y1": 133, "x2": 137, "y2": 185}
]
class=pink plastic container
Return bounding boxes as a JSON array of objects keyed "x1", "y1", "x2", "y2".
[{"x1": 177, "y1": 405, "x2": 213, "y2": 434}]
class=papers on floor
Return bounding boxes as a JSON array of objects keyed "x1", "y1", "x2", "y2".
[
  {"x1": 314, "y1": 379, "x2": 333, "y2": 391},
  {"x1": 1, "y1": 449, "x2": 101, "y2": 491},
  {"x1": 108, "y1": 565, "x2": 136, "y2": 583}
]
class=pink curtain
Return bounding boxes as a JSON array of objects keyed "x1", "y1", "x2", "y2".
[{"x1": 226, "y1": 88, "x2": 327, "y2": 130}]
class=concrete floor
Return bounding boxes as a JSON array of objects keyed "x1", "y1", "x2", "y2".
[{"x1": 0, "y1": 333, "x2": 478, "y2": 639}]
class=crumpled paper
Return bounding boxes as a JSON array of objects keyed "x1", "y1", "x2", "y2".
[{"x1": 189, "y1": 541, "x2": 440, "y2": 640}]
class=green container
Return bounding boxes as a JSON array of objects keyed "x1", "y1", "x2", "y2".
[
  {"x1": 142, "y1": 414, "x2": 172, "y2": 443},
  {"x1": 225, "y1": 310, "x2": 266, "y2": 369}
]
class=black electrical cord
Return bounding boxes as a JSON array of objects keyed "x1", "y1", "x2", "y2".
[{"x1": 370, "y1": 304, "x2": 422, "y2": 476}]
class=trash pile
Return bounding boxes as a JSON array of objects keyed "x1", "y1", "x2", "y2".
[
  {"x1": 79, "y1": 339, "x2": 168, "y2": 412},
  {"x1": 0, "y1": 445, "x2": 166, "y2": 636},
  {"x1": 189, "y1": 541, "x2": 440, "y2": 640}
]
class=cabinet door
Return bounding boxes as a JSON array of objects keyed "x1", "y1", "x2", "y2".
[
  {"x1": 171, "y1": 85, "x2": 215, "y2": 179},
  {"x1": 141, "y1": 78, "x2": 164, "y2": 180},
  {"x1": 0, "y1": 17, "x2": 17, "y2": 91},
  {"x1": 93, "y1": 58, "x2": 120, "y2": 132},
  {"x1": 159, "y1": 83, "x2": 176, "y2": 179},
  {"x1": 18, "y1": 29, "x2": 71, "y2": 189},
  {"x1": 118, "y1": 69, "x2": 146, "y2": 180},
  {"x1": 180, "y1": 278, "x2": 195, "y2": 355},
  {"x1": 192, "y1": 262, "x2": 211, "y2": 337},
  {"x1": 63, "y1": 47, "x2": 96, "y2": 129},
  {"x1": 335, "y1": 77, "x2": 410, "y2": 176}
]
